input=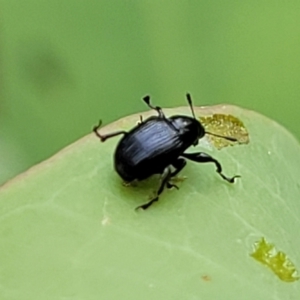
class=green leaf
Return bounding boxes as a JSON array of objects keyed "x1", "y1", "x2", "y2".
[{"x1": 0, "y1": 105, "x2": 299, "y2": 299}]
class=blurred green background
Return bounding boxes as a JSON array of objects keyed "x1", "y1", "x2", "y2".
[{"x1": 1, "y1": 0, "x2": 299, "y2": 185}]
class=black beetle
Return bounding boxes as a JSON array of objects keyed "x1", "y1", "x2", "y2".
[{"x1": 93, "y1": 93, "x2": 240, "y2": 210}]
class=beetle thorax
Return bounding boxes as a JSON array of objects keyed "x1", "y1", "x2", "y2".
[{"x1": 170, "y1": 116, "x2": 205, "y2": 146}]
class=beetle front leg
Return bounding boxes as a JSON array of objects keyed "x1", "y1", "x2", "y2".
[
  {"x1": 135, "y1": 167, "x2": 172, "y2": 210},
  {"x1": 93, "y1": 120, "x2": 127, "y2": 142},
  {"x1": 181, "y1": 152, "x2": 240, "y2": 183}
]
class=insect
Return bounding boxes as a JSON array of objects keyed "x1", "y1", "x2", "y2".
[{"x1": 93, "y1": 93, "x2": 240, "y2": 210}]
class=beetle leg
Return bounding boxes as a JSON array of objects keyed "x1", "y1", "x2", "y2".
[
  {"x1": 166, "y1": 181, "x2": 179, "y2": 190},
  {"x1": 143, "y1": 96, "x2": 179, "y2": 132},
  {"x1": 136, "y1": 115, "x2": 144, "y2": 126},
  {"x1": 143, "y1": 96, "x2": 165, "y2": 119},
  {"x1": 181, "y1": 152, "x2": 240, "y2": 183},
  {"x1": 167, "y1": 158, "x2": 187, "y2": 187},
  {"x1": 93, "y1": 120, "x2": 127, "y2": 142},
  {"x1": 135, "y1": 196, "x2": 159, "y2": 210},
  {"x1": 171, "y1": 158, "x2": 187, "y2": 177},
  {"x1": 135, "y1": 167, "x2": 172, "y2": 210}
]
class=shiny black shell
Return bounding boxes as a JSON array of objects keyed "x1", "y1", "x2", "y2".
[{"x1": 114, "y1": 115, "x2": 205, "y2": 182}]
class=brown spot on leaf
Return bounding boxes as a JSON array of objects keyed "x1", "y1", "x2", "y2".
[{"x1": 201, "y1": 275, "x2": 212, "y2": 282}]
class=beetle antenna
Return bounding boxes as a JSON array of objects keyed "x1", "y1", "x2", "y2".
[
  {"x1": 186, "y1": 93, "x2": 237, "y2": 142},
  {"x1": 186, "y1": 93, "x2": 196, "y2": 119},
  {"x1": 205, "y1": 131, "x2": 238, "y2": 142}
]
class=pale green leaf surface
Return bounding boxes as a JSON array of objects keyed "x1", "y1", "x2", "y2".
[{"x1": 0, "y1": 105, "x2": 299, "y2": 300}]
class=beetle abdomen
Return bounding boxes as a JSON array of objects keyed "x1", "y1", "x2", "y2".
[{"x1": 114, "y1": 118, "x2": 183, "y2": 181}]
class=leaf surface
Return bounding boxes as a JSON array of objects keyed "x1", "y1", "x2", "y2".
[{"x1": 0, "y1": 105, "x2": 299, "y2": 300}]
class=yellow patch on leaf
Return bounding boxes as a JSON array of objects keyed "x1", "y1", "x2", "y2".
[
  {"x1": 200, "y1": 114, "x2": 249, "y2": 149},
  {"x1": 250, "y1": 237, "x2": 299, "y2": 282}
]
